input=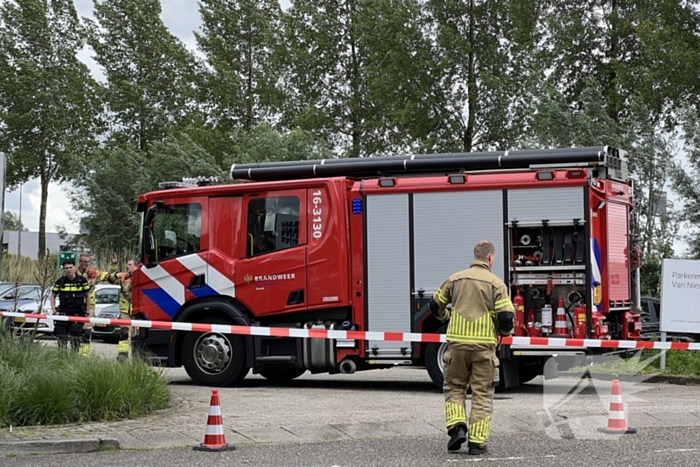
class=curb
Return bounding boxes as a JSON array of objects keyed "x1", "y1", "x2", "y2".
[
  {"x1": 559, "y1": 371, "x2": 700, "y2": 385},
  {"x1": 0, "y1": 438, "x2": 120, "y2": 457}
]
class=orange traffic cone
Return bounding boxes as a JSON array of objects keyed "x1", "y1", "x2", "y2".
[
  {"x1": 193, "y1": 389, "x2": 237, "y2": 451},
  {"x1": 552, "y1": 297, "x2": 569, "y2": 337},
  {"x1": 597, "y1": 379, "x2": 637, "y2": 435}
]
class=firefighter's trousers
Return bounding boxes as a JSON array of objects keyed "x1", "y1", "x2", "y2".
[
  {"x1": 117, "y1": 312, "x2": 132, "y2": 356},
  {"x1": 442, "y1": 343, "x2": 497, "y2": 446}
]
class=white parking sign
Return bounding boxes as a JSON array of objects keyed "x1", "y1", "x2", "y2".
[{"x1": 660, "y1": 258, "x2": 700, "y2": 334}]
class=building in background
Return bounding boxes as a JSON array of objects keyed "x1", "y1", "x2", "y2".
[{"x1": 2, "y1": 230, "x2": 76, "y2": 259}]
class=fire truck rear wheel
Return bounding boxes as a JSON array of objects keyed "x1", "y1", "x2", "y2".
[
  {"x1": 181, "y1": 318, "x2": 248, "y2": 387},
  {"x1": 425, "y1": 325, "x2": 448, "y2": 388}
]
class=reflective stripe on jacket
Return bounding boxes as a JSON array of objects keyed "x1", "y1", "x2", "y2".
[
  {"x1": 433, "y1": 260, "x2": 515, "y2": 345},
  {"x1": 79, "y1": 265, "x2": 117, "y2": 310},
  {"x1": 52, "y1": 275, "x2": 91, "y2": 312}
]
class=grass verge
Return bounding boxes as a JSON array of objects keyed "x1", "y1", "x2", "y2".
[
  {"x1": 0, "y1": 326, "x2": 171, "y2": 428},
  {"x1": 569, "y1": 348, "x2": 700, "y2": 379}
]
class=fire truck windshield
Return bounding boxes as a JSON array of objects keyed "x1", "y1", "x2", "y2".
[
  {"x1": 141, "y1": 202, "x2": 202, "y2": 264},
  {"x1": 152, "y1": 203, "x2": 202, "y2": 261}
]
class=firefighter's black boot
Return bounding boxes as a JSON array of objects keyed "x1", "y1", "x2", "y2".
[
  {"x1": 468, "y1": 442, "x2": 488, "y2": 455},
  {"x1": 447, "y1": 424, "x2": 467, "y2": 451}
]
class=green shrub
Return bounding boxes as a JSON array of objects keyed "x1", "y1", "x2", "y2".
[
  {"x1": 0, "y1": 335, "x2": 171, "y2": 428},
  {"x1": 659, "y1": 350, "x2": 700, "y2": 377}
]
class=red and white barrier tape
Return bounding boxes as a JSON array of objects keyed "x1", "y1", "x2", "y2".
[{"x1": 2, "y1": 311, "x2": 699, "y2": 350}]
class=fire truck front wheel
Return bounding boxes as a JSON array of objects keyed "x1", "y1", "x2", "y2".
[{"x1": 181, "y1": 323, "x2": 249, "y2": 387}]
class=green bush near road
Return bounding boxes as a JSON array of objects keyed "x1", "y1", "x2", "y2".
[{"x1": 0, "y1": 329, "x2": 171, "y2": 428}]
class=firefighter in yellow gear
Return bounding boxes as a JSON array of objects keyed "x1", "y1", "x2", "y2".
[
  {"x1": 76, "y1": 252, "x2": 118, "y2": 356},
  {"x1": 429, "y1": 240, "x2": 515, "y2": 455},
  {"x1": 106, "y1": 255, "x2": 138, "y2": 359}
]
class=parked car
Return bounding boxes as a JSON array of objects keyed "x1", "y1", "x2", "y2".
[
  {"x1": 2, "y1": 283, "x2": 122, "y2": 338},
  {"x1": 93, "y1": 284, "x2": 121, "y2": 316},
  {"x1": 640, "y1": 296, "x2": 699, "y2": 343},
  {"x1": 0, "y1": 283, "x2": 43, "y2": 301},
  {"x1": 91, "y1": 302, "x2": 128, "y2": 344},
  {"x1": 0, "y1": 286, "x2": 55, "y2": 335},
  {"x1": 89, "y1": 284, "x2": 125, "y2": 344}
]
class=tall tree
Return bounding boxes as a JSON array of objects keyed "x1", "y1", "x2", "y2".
[
  {"x1": 282, "y1": 0, "x2": 369, "y2": 157},
  {"x1": 671, "y1": 107, "x2": 700, "y2": 259},
  {"x1": 0, "y1": 0, "x2": 102, "y2": 257},
  {"x1": 282, "y1": 0, "x2": 440, "y2": 158},
  {"x1": 540, "y1": 0, "x2": 700, "y2": 127},
  {"x1": 535, "y1": 0, "x2": 700, "y2": 267},
  {"x1": 353, "y1": 0, "x2": 438, "y2": 155},
  {"x1": 85, "y1": 0, "x2": 199, "y2": 154},
  {"x1": 195, "y1": 0, "x2": 285, "y2": 138},
  {"x1": 2, "y1": 211, "x2": 27, "y2": 231},
  {"x1": 423, "y1": 0, "x2": 543, "y2": 152}
]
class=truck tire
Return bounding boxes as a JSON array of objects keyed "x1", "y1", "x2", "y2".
[
  {"x1": 517, "y1": 359, "x2": 542, "y2": 385},
  {"x1": 258, "y1": 368, "x2": 307, "y2": 382},
  {"x1": 181, "y1": 316, "x2": 249, "y2": 387},
  {"x1": 425, "y1": 325, "x2": 509, "y2": 392},
  {"x1": 425, "y1": 324, "x2": 448, "y2": 388}
]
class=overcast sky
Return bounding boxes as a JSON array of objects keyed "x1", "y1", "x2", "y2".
[{"x1": 2, "y1": 0, "x2": 691, "y2": 256}]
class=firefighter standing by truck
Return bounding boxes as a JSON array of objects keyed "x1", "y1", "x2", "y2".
[
  {"x1": 51, "y1": 258, "x2": 91, "y2": 352},
  {"x1": 106, "y1": 255, "x2": 137, "y2": 359},
  {"x1": 429, "y1": 240, "x2": 515, "y2": 455},
  {"x1": 77, "y1": 252, "x2": 118, "y2": 354}
]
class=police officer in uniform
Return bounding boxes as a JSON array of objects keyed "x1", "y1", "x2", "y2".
[
  {"x1": 429, "y1": 240, "x2": 515, "y2": 454},
  {"x1": 51, "y1": 258, "x2": 91, "y2": 351}
]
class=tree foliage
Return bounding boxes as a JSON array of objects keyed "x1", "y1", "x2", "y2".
[
  {"x1": 539, "y1": 0, "x2": 700, "y2": 127},
  {"x1": 530, "y1": 0, "x2": 697, "y2": 268},
  {"x1": 0, "y1": 0, "x2": 102, "y2": 257},
  {"x1": 2, "y1": 211, "x2": 27, "y2": 232},
  {"x1": 671, "y1": 107, "x2": 700, "y2": 259},
  {"x1": 3, "y1": 0, "x2": 700, "y2": 272},
  {"x1": 195, "y1": 0, "x2": 285, "y2": 133},
  {"x1": 423, "y1": 0, "x2": 543, "y2": 152},
  {"x1": 281, "y1": 0, "x2": 373, "y2": 158},
  {"x1": 70, "y1": 134, "x2": 224, "y2": 253},
  {"x1": 85, "y1": 0, "x2": 199, "y2": 153}
]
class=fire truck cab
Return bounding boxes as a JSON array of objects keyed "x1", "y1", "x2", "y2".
[{"x1": 131, "y1": 145, "x2": 642, "y2": 389}]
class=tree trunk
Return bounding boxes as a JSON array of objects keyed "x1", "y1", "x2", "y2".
[
  {"x1": 607, "y1": 0, "x2": 620, "y2": 123},
  {"x1": 349, "y1": 0, "x2": 361, "y2": 158},
  {"x1": 39, "y1": 159, "x2": 50, "y2": 259},
  {"x1": 464, "y1": 0, "x2": 476, "y2": 152},
  {"x1": 246, "y1": 16, "x2": 254, "y2": 132}
]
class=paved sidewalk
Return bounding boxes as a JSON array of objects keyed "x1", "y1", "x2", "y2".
[{"x1": 3, "y1": 364, "x2": 700, "y2": 452}]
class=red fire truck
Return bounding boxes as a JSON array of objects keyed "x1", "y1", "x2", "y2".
[{"x1": 130, "y1": 145, "x2": 642, "y2": 389}]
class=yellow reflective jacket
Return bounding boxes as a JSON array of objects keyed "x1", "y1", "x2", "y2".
[
  {"x1": 107, "y1": 270, "x2": 132, "y2": 315},
  {"x1": 433, "y1": 260, "x2": 515, "y2": 345},
  {"x1": 78, "y1": 265, "x2": 117, "y2": 312}
]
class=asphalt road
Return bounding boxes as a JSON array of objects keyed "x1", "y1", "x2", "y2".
[
  {"x1": 8, "y1": 339, "x2": 699, "y2": 467},
  {"x1": 14, "y1": 340, "x2": 700, "y2": 451},
  {"x1": 3, "y1": 426, "x2": 699, "y2": 466}
]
